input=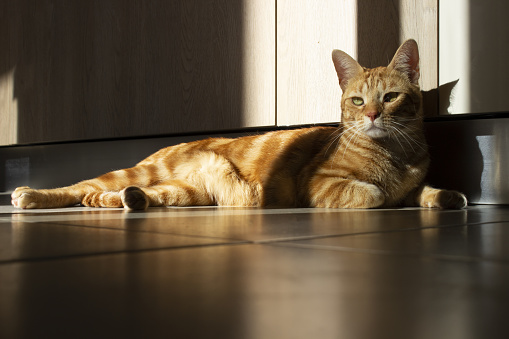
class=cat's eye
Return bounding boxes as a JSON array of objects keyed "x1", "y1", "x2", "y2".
[
  {"x1": 384, "y1": 92, "x2": 399, "y2": 103},
  {"x1": 352, "y1": 97, "x2": 364, "y2": 106}
]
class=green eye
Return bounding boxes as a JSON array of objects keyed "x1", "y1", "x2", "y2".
[
  {"x1": 352, "y1": 97, "x2": 364, "y2": 106},
  {"x1": 384, "y1": 92, "x2": 399, "y2": 103}
]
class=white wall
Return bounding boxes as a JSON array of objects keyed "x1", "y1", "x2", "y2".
[{"x1": 440, "y1": 0, "x2": 509, "y2": 114}]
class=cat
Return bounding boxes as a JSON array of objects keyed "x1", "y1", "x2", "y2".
[{"x1": 11, "y1": 39, "x2": 467, "y2": 210}]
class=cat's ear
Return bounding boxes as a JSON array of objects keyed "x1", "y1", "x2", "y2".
[
  {"x1": 388, "y1": 39, "x2": 420, "y2": 85},
  {"x1": 332, "y1": 49, "x2": 363, "y2": 91}
]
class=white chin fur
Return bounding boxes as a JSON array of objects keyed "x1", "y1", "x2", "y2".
[{"x1": 364, "y1": 126, "x2": 389, "y2": 138}]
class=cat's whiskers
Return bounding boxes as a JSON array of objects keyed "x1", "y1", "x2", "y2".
[
  {"x1": 386, "y1": 125, "x2": 410, "y2": 157},
  {"x1": 329, "y1": 127, "x2": 353, "y2": 166},
  {"x1": 390, "y1": 119, "x2": 427, "y2": 147},
  {"x1": 388, "y1": 126, "x2": 418, "y2": 153},
  {"x1": 324, "y1": 127, "x2": 345, "y2": 157},
  {"x1": 327, "y1": 124, "x2": 352, "y2": 169},
  {"x1": 333, "y1": 123, "x2": 363, "y2": 166},
  {"x1": 386, "y1": 120, "x2": 427, "y2": 153}
]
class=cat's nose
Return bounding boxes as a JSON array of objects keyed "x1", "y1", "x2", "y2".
[{"x1": 365, "y1": 111, "x2": 379, "y2": 122}]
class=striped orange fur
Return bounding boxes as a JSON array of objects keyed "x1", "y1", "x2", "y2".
[{"x1": 12, "y1": 39, "x2": 467, "y2": 210}]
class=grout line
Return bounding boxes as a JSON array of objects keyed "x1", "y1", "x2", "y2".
[
  {"x1": 2, "y1": 206, "x2": 509, "y2": 266},
  {"x1": 37, "y1": 220, "x2": 249, "y2": 244},
  {"x1": 0, "y1": 241, "x2": 252, "y2": 266},
  {"x1": 266, "y1": 241, "x2": 509, "y2": 266},
  {"x1": 19, "y1": 216, "x2": 509, "y2": 250},
  {"x1": 249, "y1": 220, "x2": 509, "y2": 245},
  {"x1": 4, "y1": 210, "x2": 509, "y2": 248}
]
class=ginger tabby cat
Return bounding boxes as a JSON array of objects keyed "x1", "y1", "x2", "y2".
[{"x1": 12, "y1": 39, "x2": 467, "y2": 210}]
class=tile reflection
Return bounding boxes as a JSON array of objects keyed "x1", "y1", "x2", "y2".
[
  {"x1": 1, "y1": 217, "x2": 240, "y2": 262},
  {"x1": 3, "y1": 206, "x2": 490, "y2": 245}
]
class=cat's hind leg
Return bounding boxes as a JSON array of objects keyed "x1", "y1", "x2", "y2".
[
  {"x1": 119, "y1": 162, "x2": 261, "y2": 210},
  {"x1": 11, "y1": 165, "x2": 159, "y2": 209},
  {"x1": 117, "y1": 181, "x2": 214, "y2": 210},
  {"x1": 14, "y1": 186, "x2": 150, "y2": 210},
  {"x1": 62, "y1": 184, "x2": 165, "y2": 210},
  {"x1": 81, "y1": 191, "x2": 124, "y2": 208},
  {"x1": 12, "y1": 186, "x2": 89, "y2": 209},
  {"x1": 81, "y1": 186, "x2": 153, "y2": 210},
  {"x1": 77, "y1": 180, "x2": 216, "y2": 211}
]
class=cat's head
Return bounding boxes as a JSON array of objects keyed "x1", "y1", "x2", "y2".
[{"x1": 332, "y1": 39, "x2": 423, "y2": 139}]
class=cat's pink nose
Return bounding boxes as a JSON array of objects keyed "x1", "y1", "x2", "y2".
[{"x1": 366, "y1": 111, "x2": 379, "y2": 122}]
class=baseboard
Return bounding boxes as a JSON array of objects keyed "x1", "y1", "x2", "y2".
[
  {"x1": 425, "y1": 116, "x2": 509, "y2": 204},
  {"x1": 2, "y1": 117, "x2": 509, "y2": 205}
]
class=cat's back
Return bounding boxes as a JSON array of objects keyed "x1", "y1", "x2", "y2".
[
  {"x1": 141, "y1": 126, "x2": 336, "y2": 166},
  {"x1": 216, "y1": 126, "x2": 337, "y2": 171}
]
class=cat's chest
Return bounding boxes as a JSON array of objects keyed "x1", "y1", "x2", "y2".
[{"x1": 368, "y1": 152, "x2": 428, "y2": 199}]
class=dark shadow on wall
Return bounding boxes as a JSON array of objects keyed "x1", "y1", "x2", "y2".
[
  {"x1": 357, "y1": 0, "x2": 401, "y2": 68},
  {"x1": 425, "y1": 119, "x2": 484, "y2": 203},
  {"x1": 421, "y1": 79, "x2": 459, "y2": 117},
  {"x1": 0, "y1": 0, "x2": 246, "y2": 144},
  {"x1": 422, "y1": 83, "x2": 484, "y2": 201},
  {"x1": 469, "y1": 0, "x2": 509, "y2": 114}
]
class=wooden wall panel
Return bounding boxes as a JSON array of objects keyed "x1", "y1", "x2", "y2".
[
  {"x1": 0, "y1": 1, "x2": 19, "y2": 145},
  {"x1": 0, "y1": 0, "x2": 275, "y2": 145},
  {"x1": 400, "y1": 0, "x2": 438, "y2": 92},
  {"x1": 401, "y1": 0, "x2": 438, "y2": 116},
  {"x1": 277, "y1": 0, "x2": 356, "y2": 126},
  {"x1": 1, "y1": 0, "x2": 439, "y2": 144},
  {"x1": 0, "y1": 69, "x2": 17, "y2": 146}
]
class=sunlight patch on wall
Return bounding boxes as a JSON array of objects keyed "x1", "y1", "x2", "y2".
[
  {"x1": 241, "y1": 0, "x2": 276, "y2": 127},
  {"x1": 0, "y1": 67, "x2": 18, "y2": 145},
  {"x1": 439, "y1": 0, "x2": 470, "y2": 114}
]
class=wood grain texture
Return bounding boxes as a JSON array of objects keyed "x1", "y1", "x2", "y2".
[
  {"x1": 400, "y1": 0, "x2": 438, "y2": 117},
  {"x1": 399, "y1": 0, "x2": 438, "y2": 92},
  {"x1": 0, "y1": 0, "x2": 275, "y2": 145},
  {"x1": 277, "y1": 0, "x2": 357, "y2": 126},
  {"x1": 0, "y1": 1, "x2": 19, "y2": 145},
  {"x1": 0, "y1": 70, "x2": 17, "y2": 146},
  {"x1": 242, "y1": 0, "x2": 276, "y2": 127},
  {"x1": 1, "y1": 0, "x2": 439, "y2": 145}
]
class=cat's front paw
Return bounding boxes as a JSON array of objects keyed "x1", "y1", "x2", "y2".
[
  {"x1": 11, "y1": 187, "x2": 44, "y2": 209},
  {"x1": 420, "y1": 186, "x2": 467, "y2": 209}
]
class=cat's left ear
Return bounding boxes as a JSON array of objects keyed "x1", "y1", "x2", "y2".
[
  {"x1": 388, "y1": 39, "x2": 420, "y2": 85},
  {"x1": 332, "y1": 49, "x2": 364, "y2": 91}
]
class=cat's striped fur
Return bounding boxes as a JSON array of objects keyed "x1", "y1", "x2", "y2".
[{"x1": 11, "y1": 39, "x2": 467, "y2": 210}]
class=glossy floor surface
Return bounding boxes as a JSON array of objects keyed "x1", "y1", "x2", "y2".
[{"x1": 1, "y1": 205, "x2": 509, "y2": 339}]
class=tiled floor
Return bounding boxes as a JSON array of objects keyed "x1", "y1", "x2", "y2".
[{"x1": 1, "y1": 205, "x2": 509, "y2": 339}]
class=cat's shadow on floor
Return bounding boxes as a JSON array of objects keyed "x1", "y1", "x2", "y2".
[{"x1": 422, "y1": 80, "x2": 484, "y2": 203}]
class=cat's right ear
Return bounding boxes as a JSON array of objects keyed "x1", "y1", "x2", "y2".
[{"x1": 332, "y1": 50, "x2": 363, "y2": 91}]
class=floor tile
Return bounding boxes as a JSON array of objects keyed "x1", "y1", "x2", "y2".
[
  {"x1": 0, "y1": 220, "x2": 241, "y2": 262},
  {"x1": 1, "y1": 244, "x2": 509, "y2": 339},
  {"x1": 285, "y1": 221, "x2": 509, "y2": 262},
  {"x1": 2, "y1": 206, "x2": 498, "y2": 242}
]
